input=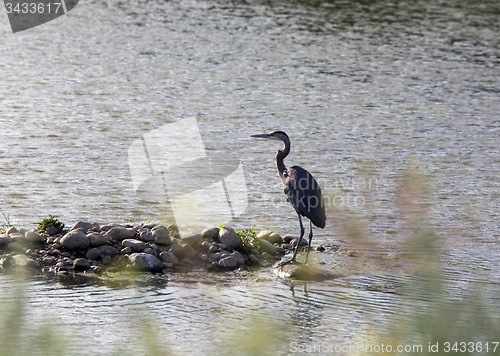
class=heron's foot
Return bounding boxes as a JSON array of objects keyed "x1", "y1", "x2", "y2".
[{"x1": 277, "y1": 258, "x2": 302, "y2": 267}]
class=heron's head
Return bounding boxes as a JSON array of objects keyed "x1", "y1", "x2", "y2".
[{"x1": 250, "y1": 130, "x2": 289, "y2": 142}]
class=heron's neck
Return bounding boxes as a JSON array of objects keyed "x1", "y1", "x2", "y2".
[{"x1": 276, "y1": 139, "x2": 290, "y2": 180}]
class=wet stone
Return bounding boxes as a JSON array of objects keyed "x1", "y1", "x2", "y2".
[
  {"x1": 182, "y1": 243, "x2": 196, "y2": 259},
  {"x1": 12, "y1": 254, "x2": 40, "y2": 269},
  {"x1": 87, "y1": 233, "x2": 111, "y2": 247},
  {"x1": 159, "y1": 251, "x2": 179, "y2": 265},
  {"x1": 25, "y1": 230, "x2": 44, "y2": 243},
  {"x1": 200, "y1": 227, "x2": 219, "y2": 240},
  {"x1": 104, "y1": 226, "x2": 134, "y2": 241},
  {"x1": 100, "y1": 223, "x2": 119, "y2": 232},
  {"x1": 169, "y1": 243, "x2": 184, "y2": 259},
  {"x1": 139, "y1": 230, "x2": 154, "y2": 242},
  {"x1": 45, "y1": 225, "x2": 59, "y2": 236},
  {"x1": 86, "y1": 248, "x2": 102, "y2": 260},
  {"x1": 152, "y1": 227, "x2": 170, "y2": 245},
  {"x1": 0, "y1": 235, "x2": 12, "y2": 246},
  {"x1": 42, "y1": 256, "x2": 56, "y2": 265},
  {"x1": 283, "y1": 234, "x2": 296, "y2": 244},
  {"x1": 70, "y1": 221, "x2": 94, "y2": 233},
  {"x1": 128, "y1": 253, "x2": 163, "y2": 272},
  {"x1": 257, "y1": 230, "x2": 283, "y2": 245},
  {"x1": 258, "y1": 238, "x2": 276, "y2": 256},
  {"x1": 218, "y1": 227, "x2": 241, "y2": 249},
  {"x1": 122, "y1": 239, "x2": 146, "y2": 252},
  {"x1": 6, "y1": 227, "x2": 18, "y2": 235},
  {"x1": 97, "y1": 245, "x2": 118, "y2": 257},
  {"x1": 73, "y1": 258, "x2": 91, "y2": 271},
  {"x1": 182, "y1": 234, "x2": 201, "y2": 248},
  {"x1": 121, "y1": 246, "x2": 132, "y2": 255},
  {"x1": 60, "y1": 230, "x2": 90, "y2": 250}
]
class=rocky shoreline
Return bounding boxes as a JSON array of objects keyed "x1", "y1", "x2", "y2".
[{"x1": 0, "y1": 221, "x2": 309, "y2": 275}]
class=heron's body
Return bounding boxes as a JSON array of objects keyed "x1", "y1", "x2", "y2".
[
  {"x1": 251, "y1": 130, "x2": 326, "y2": 264},
  {"x1": 283, "y1": 166, "x2": 326, "y2": 229}
]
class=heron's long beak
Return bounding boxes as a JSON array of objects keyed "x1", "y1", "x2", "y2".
[{"x1": 250, "y1": 134, "x2": 277, "y2": 139}]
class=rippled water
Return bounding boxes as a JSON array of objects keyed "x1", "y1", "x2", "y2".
[{"x1": 1, "y1": 0, "x2": 499, "y2": 354}]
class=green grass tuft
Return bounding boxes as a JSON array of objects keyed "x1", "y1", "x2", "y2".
[{"x1": 36, "y1": 215, "x2": 65, "y2": 234}]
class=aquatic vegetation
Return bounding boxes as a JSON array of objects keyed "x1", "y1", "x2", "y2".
[
  {"x1": 0, "y1": 210, "x2": 17, "y2": 233},
  {"x1": 36, "y1": 215, "x2": 65, "y2": 234},
  {"x1": 235, "y1": 224, "x2": 260, "y2": 254}
]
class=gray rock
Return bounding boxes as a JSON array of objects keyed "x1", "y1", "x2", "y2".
[
  {"x1": 276, "y1": 247, "x2": 286, "y2": 256},
  {"x1": 218, "y1": 227, "x2": 241, "y2": 249},
  {"x1": 42, "y1": 256, "x2": 56, "y2": 265},
  {"x1": 70, "y1": 221, "x2": 94, "y2": 233},
  {"x1": 100, "y1": 223, "x2": 120, "y2": 232},
  {"x1": 25, "y1": 230, "x2": 44, "y2": 243},
  {"x1": 159, "y1": 251, "x2": 179, "y2": 264},
  {"x1": 60, "y1": 230, "x2": 90, "y2": 250},
  {"x1": 97, "y1": 245, "x2": 118, "y2": 257},
  {"x1": 143, "y1": 248, "x2": 154, "y2": 255},
  {"x1": 219, "y1": 255, "x2": 238, "y2": 269},
  {"x1": 283, "y1": 234, "x2": 296, "y2": 244},
  {"x1": 258, "y1": 238, "x2": 276, "y2": 256},
  {"x1": 121, "y1": 246, "x2": 132, "y2": 254},
  {"x1": 102, "y1": 255, "x2": 113, "y2": 264},
  {"x1": 182, "y1": 234, "x2": 201, "y2": 248},
  {"x1": 6, "y1": 226, "x2": 18, "y2": 236},
  {"x1": 143, "y1": 222, "x2": 156, "y2": 229},
  {"x1": 166, "y1": 224, "x2": 180, "y2": 239},
  {"x1": 9, "y1": 233, "x2": 24, "y2": 242},
  {"x1": 200, "y1": 227, "x2": 219, "y2": 240},
  {"x1": 0, "y1": 234, "x2": 12, "y2": 246},
  {"x1": 230, "y1": 250, "x2": 245, "y2": 266},
  {"x1": 208, "y1": 244, "x2": 218, "y2": 253},
  {"x1": 12, "y1": 254, "x2": 40, "y2": 269},
  {"x1": 45, "y1": 225, "x2": 59, "y2": 236},
  {"x1": 152, "y1": 227, "x2": 170, "y2": 245},
  {"x1": 260, "y1": 252, "x2": 275, "y2": 261},
  {"x1": 128, "y1": 253, "x2": 163, "y2": 272},
  {"x1": 218, "y1": 252, "x2": 244, "y2": 269},
  {"x1": 291, "y1": 238, "x2": 308, "y2": 248},
  {"x1": 169, "y1": 243, "x2": 184, "y2": 258},
  {"x1": 87, "y1": 233, "x2": 111, "y2": 247},
  {"x1": 200, "y1": 241, "x2": 212, "y2": 251},
  {"x1": 257, "y1": 230, "x2": 283, "y2": 245},
  {"x1": 73, "y1": 258, "x2": 91, "y2": 271},
  {"x1": 182, "y1": 243, "x2": 197, "y2": 259},
  {"x1": 139, "y1": 230, "x2": 154, "y2": 242},
  {"x1": 105, "y1": 226, "x2": 134, "y2": 241},
  {"x1": 122, "y1": 239, "x2": 146, "y2": 252},
  {"x1": 248, "y1": 254, "x2": 260, "y2": 265},
  {"x1": 86, "y1": 248, "x2": 102, "y2": 260}
]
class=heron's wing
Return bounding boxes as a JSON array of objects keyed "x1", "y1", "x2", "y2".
[{"x1": 283, "y1": 166, "x2": 326, "y2": 228}]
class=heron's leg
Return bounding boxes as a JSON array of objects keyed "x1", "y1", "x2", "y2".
[
  {"x1": 291, "y1": 213, "x2": 304, "y2": 262},
  {"x1": 305, "y1": 220, "x2": 313, "y2": 264}
]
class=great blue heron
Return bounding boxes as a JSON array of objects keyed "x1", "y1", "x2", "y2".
[{"x1": 251, "y1": 130, "x2": 326, "y2": 264}]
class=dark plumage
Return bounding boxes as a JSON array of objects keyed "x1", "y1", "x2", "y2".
[{"x1": 251, "y1": 130, "x2": 326, "y2": 263}]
